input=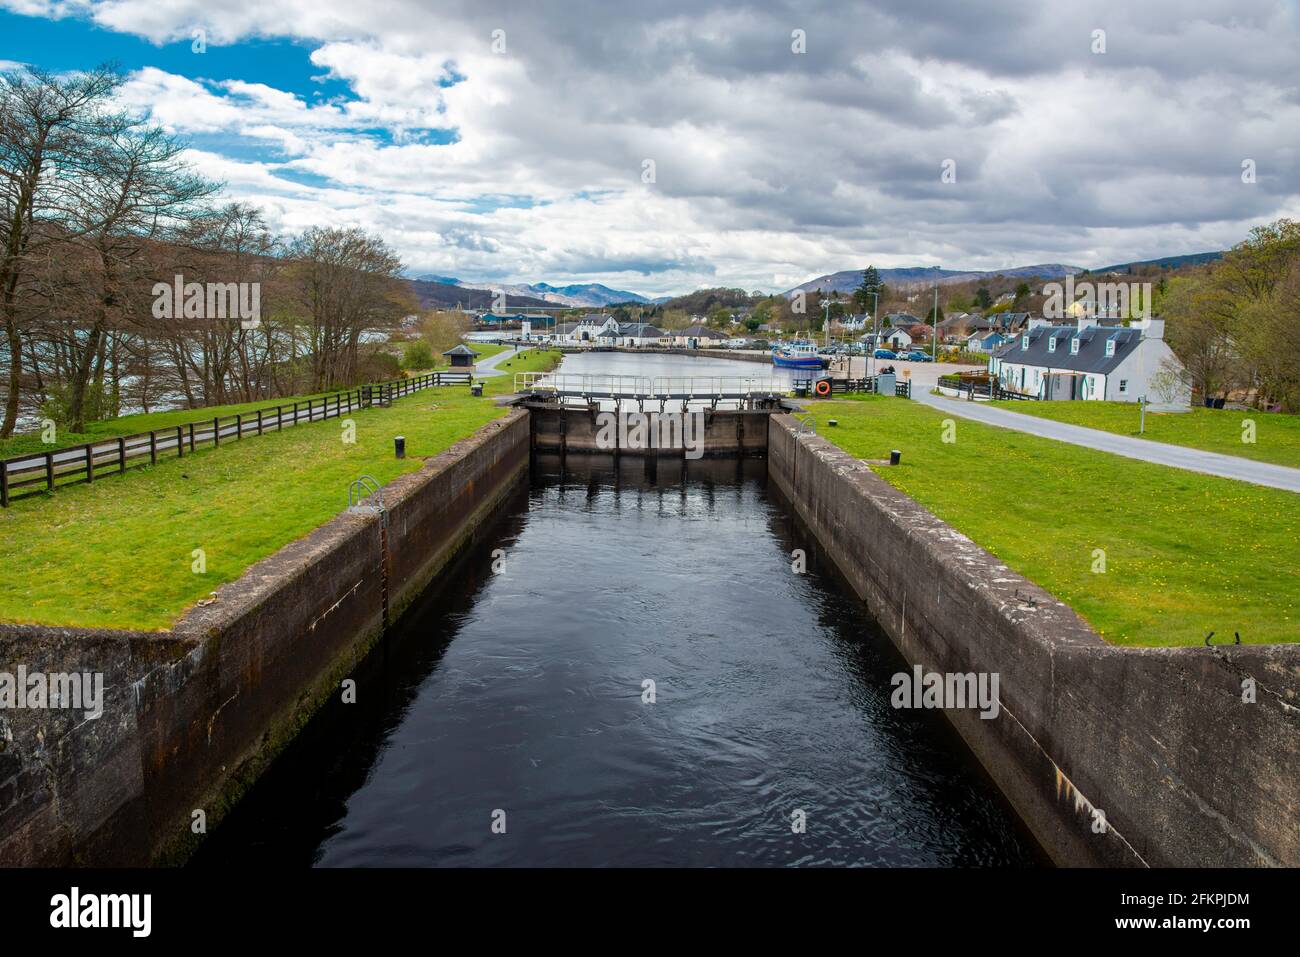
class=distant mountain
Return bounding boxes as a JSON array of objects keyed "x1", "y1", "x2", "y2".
[
  {"x1": 1088, "y1": 251, "x2": 1224, "y2": 274},
  {"x1": 530, "y1": 282, "x2": 652, "y2": 306},
  {"x1": 785, "y1": 264, "x2": 1081, "y2": 297},
  {"x1": 406, "y1": 278, "x2": 555, "y2": 310},
  {"x1": 411, "y1": 276, "x2": 651, "y2": 307}
]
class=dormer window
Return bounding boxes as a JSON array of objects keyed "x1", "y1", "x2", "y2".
[
  {"x1": 1048, "y1": 337, "x2": 1057, "y2": 353},
  {"x1": 1070, "y1": 338, "x2": 1080, "y2": 355},
  {"x1": 1105, "y1": 338, "x2": 1116, "y2": 357},
  {"x1": 1021, "y1": 335, "x2": 1029, "y2": 350}
]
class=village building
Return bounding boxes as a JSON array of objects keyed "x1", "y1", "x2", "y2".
[
  {"x1": 989, "y1": 317, "x2": 1191, "y2": 408},
  {"x1": 670, "y1": 324, "x2": 728, "y2": 348}
]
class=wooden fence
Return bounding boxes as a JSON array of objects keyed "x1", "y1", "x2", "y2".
[
  {"x1": 937, "y1": 375, "x2": 1040, "y2": 402},
  {"x1": 0, "y1": 370, "x2": 472, "y2": 506}
]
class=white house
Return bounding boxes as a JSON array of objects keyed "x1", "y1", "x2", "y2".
[
  {"x1": 989, "y1": 317, "x2": 1191, "y2": 408},
  {"x1": 555, "y1": 314, "x2": 618, "y2": 343},
  {"x1": 671, "y1": 324, "x2": 728, "y2": 348},
  {"x1": 883, "y1": 328, "x2": 913, "y2": 351},
  {"x1": 617, "y1": 323, "x2": 668, "y2": 347}
]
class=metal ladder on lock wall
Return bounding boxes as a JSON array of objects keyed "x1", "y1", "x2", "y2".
[{"x1": 347, "y1": 476, "x2": 390, "y2": 629}]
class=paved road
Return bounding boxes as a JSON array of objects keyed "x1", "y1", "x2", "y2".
[
  {"x1": 914, "y1": 391, "x2": 1300, "y2": 493},
  {"x1": 474, "y1": 344, "x2": 533, "y2": 378},
  {"x1": 821, "y1": 356, "x2": 987, "y2": 396}
]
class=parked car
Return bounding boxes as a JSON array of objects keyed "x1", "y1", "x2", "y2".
[
  {"x1": 905, "y1": 351, "x2": 933, "y2": 362},
  {"x1": 873, "y1": 349, "x2": 897, "y2": 359}
]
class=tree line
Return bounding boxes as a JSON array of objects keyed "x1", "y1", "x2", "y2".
[
  {"x1": 1160, "y1": 220, "x2": 1300, "y2": 411},
  {"x1": 0, "y1": 65, "x2": 414, "y2": 438}
]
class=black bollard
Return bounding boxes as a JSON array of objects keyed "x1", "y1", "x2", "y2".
[
  {"x1": 395, "y1": 436, "x2": 406, "y2": 459},
  {"x1": 889, "y1": 449, "x2": 901, "y2": 466}
]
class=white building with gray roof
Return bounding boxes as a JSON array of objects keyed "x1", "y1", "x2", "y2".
[{"x1": 989, "y1": 317, "x2": 1191, "y2": 409}]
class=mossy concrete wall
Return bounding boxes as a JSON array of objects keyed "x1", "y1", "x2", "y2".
[
  {"x1": 767, "y1": 413, "x2": 1299, "y2": 867},
  {"x1": 0, "y1": 410, "x2": 529, "y2": 866}
]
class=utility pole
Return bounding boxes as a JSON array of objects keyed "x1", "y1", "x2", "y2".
[
  {"x1": 932, "y1": 286, "x2": 939, "y2": 361},
  {"x1": 869, "y1": 290, "x2": 879, "y2": 378},
  {"x1": 823, "y1": 290, "x2": 832, "y2": 350}
]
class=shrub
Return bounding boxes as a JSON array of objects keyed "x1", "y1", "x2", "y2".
[{"x1": 402, "y1": 340, "x2": 436, "y2": 370}]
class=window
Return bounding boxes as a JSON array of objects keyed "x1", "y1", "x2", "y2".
[
  {"x1": 1021, "y1": 335, "x2": 1029, "y2": 350},
  {"x1": 1119, "y1": 379, "x2": 1128, "y2": 394},
  {"x1": 1070, "y1": 337, "x2": 1080, "y2": 355},
  {"x1": 1048, "y1": 337, "x2": 1057, "y2": 353},
  {"x1": 1105, "y1": 338, "x2": 1116, "y2": 357}
]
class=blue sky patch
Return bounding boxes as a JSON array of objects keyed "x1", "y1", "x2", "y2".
[{"x1": 0, "y1": 9, "x2": 355, "y2": 102}]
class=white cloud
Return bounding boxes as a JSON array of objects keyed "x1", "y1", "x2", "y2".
[{"x1": 14, "y1": 0, "x2": 1300, "y2": 294}]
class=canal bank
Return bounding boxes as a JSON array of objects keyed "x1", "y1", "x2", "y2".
[
  {"x1": 0, "y1": 411, "x2": 531, "y2": 865},
  {"x1": 2, "y1": 391, "x2": 1295, "y2": 867},
  {"x1": 767, "y1": 413, "x2": 1299, "y2": 867},
  {"x1": 192, "y1": 453, "x2": 1041, "y2": 867}
]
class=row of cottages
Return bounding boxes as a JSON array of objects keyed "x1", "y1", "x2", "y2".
[
  {"x1": 933, "y1": 311, "x2": 1035, "y2": 350},
  {"x1": 523, "y1": 314, "x2": 731, "y2": 349},
  {"x1": 989, "y1": 317, "x2": 1192, "y2": 408},
  {"x1": 594, "y1": 322, "x2": 671, "y2": 347}
]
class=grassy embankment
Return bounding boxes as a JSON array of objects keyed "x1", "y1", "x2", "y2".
[
  {"x1": 0, "y1": 342, "x2": 525, "y2": 459},
  {"x1": 807, "y1": 394, "x2": 1299, "y2": 647},
  {"x1": 984, "y1": 400, "x2": 1300, "y2": 470},
  {"x1": 0, "y1": 350, "x2": 560, "y2": 630}
]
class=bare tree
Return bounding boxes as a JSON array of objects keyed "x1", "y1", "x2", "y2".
[
  {"x1": 56, "y1": 120, "x2": 216, "y2": 430},
  {"x1": 0, "y1": 65, "x2": 123, "y2": 437},
  {"x1": 285, "y1": 226, "x2": 413, "y2": 391}
]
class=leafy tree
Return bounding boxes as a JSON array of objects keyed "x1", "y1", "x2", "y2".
[{"x1": 975, "y1": 287, "x2": 992, "y2": 310}]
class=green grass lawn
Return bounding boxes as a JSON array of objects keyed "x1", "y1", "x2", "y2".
[
  {"x1": 984, "y1": 400, "x2": 1300, "y2": 470},
  {"x1": 0, "y1": 349, "x2": 561, "y2": 630},
  {"x1": 0, "y1": 387, "x2": 510, "y2": 630},
  {"x1": 484, "y1": 345, "x2": 560, "y2": 388},
  {"x1": 810, "y1": 395, "x2": 1299, "y2": 647},
  {"x1": 469, "y1": 342, "x2": 510, "y2": 361}
]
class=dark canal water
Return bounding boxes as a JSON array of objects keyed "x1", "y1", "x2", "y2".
[{"x1": 194, "y1": 455, "x2": 1041, "y2": 867}]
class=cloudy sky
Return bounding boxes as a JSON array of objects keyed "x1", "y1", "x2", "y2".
[{"x1": 3, "y1": 0, "x2": 1299, "y2": 296}]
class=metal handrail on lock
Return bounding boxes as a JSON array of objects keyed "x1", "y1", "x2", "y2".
[{"x1": 347, "y1": 475, "x2": 384, "y2": 513}]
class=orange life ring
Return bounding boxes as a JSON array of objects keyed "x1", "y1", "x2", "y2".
[{"x1": 814, "y1": 378, "x2": 832, "y2": 397}]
